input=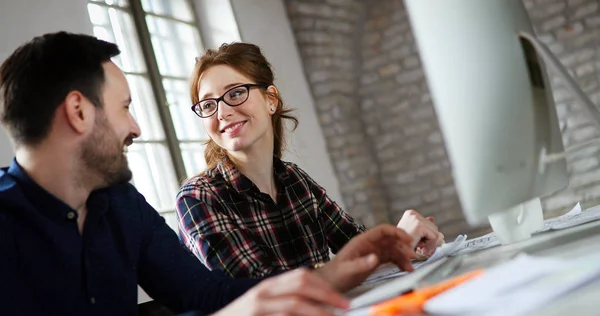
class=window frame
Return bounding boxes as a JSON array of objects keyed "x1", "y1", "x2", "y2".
[
  {"x1": 129, "y1": 0, "x2": 203, "y2": 182},
  {"x1": 87, "y1": 0, "x2": 208, "y2": 220}
]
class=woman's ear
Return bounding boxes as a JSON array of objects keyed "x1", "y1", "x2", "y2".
[{"x1": 266, "y1": 85, "x2": 279, "y2": 114}]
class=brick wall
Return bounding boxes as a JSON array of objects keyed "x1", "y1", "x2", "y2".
[
  {"x1": 285, "y1": 0, "x2": 390, "y2": 228},
  {"x1": 284, "y1": 0, "x2": 600, "y2": 238}
]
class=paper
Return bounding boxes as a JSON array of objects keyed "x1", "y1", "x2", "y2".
[
  {"x1": 425, "y1": 254, "x2": 565, "y2": 314},
  {"x1": 359, "y1": 202, "x2": 600, "y2": 299},
  {"x1": 543, "y1": 204, "x2": 600, "y2": 231},
  {"x1": 347, "y1": 258, "x2": 451, "y2": 312},
  {"x1": 451, "y1": 202, "x2": 600, "y2": 256},
  {"x1": 451, "y1": 232, "x2": 499, "y2": 256},
  {"x1": 362, "y1": 235, "x2": 467, "y2": 285},
  {"x1": 425, "y1": 253, "x2": 600, "y2": 316},
  {"x1": 420, "y1": 234, "x2": 467, "y2": 262},
  {"x1": 348, "y1": 204, "x2": 600, "y2": 316},
  {"x1": 361, "y1": 263, "x2": 407, "y2": 285},
  {"x1": 537, "y1": 202, "x2": 582, "y2": 232}
]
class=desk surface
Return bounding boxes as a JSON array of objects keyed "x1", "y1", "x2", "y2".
[{"x1": 351, "y1": 219, "x2": 600, "y2": 315}]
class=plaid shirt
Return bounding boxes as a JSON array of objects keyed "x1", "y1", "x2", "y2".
[{"x1": 176, "y1": 157, "x2": 366, "y2": 279}]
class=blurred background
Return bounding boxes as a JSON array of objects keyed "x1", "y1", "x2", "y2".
[{"x1": 1, "y1": 0, "x2": 600, "y2": 241}]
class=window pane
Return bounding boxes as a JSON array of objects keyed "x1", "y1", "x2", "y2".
[
  {"x1": 87, "y1": 4, "x2": 147, "y2": 73},
  {"x1": 180, "y1": 142, "x2": 207, "y2": 177},
  {"x1": 127, "y1": 143, "x2": 179, "y2": 212},
  {"x1": 90, "y1": 0, "x2": 128, "y2": 6},
  {"x1": 163, "y1": 78, "x2": 207, "y2": 140},
  {"x1": 146, "y1": 15, "x2": 202, "y2": 78},
  {"x1": 126, "y1": 75, "x2": 165, "y2": 141},
  {"x1": 142, "y1": 0, "x2": 194, "y2": 22}
]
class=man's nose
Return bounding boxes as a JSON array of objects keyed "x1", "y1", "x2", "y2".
[{"x1": 130, "y1": 114, "x2": 141, "y2": 138}]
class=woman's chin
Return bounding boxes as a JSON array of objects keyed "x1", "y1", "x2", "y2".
[{"x1": 225, "y1": 140, "x2": 249, "y2": 152}]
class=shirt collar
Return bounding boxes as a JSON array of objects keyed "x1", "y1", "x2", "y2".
[
  {"x1": 5, "y1": 158, "x2": 108, "y2": 222},
  {"x1": 217, "y1": 156, "x2": 291, "y2": 193},
  {"x1": 272, "y1": 157, "x2": 291, "y2": 185},
  {"x1": 217, "y1": 157, "x2": 254, "y2": 193}
]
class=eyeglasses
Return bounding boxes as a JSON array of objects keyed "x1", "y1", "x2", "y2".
[{"x1": 191, "y1": 83, "x2": 268, "y2": 118}]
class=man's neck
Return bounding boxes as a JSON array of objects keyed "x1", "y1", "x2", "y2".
[{"x1": 15, "y1": 147, "x2": 95, "y2": 225}]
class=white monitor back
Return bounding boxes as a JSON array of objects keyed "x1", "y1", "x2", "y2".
[{"x1": 405, "y1": 0, "x2": 569, "y2": 225}]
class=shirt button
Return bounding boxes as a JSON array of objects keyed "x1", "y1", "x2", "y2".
[
  {"x1": 90, "y1": 297, "x2": 96, "y2": 304},
  {"x1": 66, "y1": 212, "x2": 76, "y2": 220}
]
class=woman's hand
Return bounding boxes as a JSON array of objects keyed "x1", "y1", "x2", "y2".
[{"x1": 397, "y1": 210, "x2": 445, "y2": 257}]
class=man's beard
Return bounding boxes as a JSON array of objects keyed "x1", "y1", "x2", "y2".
[{"x1": 80, "y1": 112, "x2": 132, "y2": 187}]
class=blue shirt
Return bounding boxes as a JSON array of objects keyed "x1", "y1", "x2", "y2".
[{"x1": 0, "y1": 159, "x2": 260, "y2": 316}]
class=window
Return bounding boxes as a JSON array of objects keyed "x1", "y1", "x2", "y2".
[{"x1": 87, "y1": 0, "x2": 208, "y2": 230}]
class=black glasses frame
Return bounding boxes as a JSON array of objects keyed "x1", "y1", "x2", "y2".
[{"x1": 191, "y1": 83, "x2": 269, "y2": 118}]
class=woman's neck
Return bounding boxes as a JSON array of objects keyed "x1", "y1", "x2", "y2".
[{"x1": 229, "y1": 141, "x2": 278, "y2": 202}]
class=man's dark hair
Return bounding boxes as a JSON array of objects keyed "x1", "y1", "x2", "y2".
[{"x1": 0, "y1": 31, "x2": 120, "y2": 146}]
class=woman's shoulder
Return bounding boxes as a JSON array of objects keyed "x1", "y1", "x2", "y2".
[
  {"x1": 278, "y1": 160, "x2": 328, "y2": 194},
  {"x1": 279, "y1": 160, "x2": 316, "y2": 183},
  {"x1": 178, "y1": 167, "x2": 228, "y2": 199},
  {"x1": 280, "y1": 160, "x2": 300, "y2": 171},
  {"x1": 280, "y1": 160, "x2": 303, "y2": 176}
]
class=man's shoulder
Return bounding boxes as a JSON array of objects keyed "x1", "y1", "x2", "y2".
[
  {"x1": 0, "y1": 171, "x2": 31, "y2": 230},
  {"x1": 0, "y1": 167, "x2": 22, "y2": 209},
  {"x1": 0, "y1": 166, "x2": 16, "y2": 191},
  {"x1": 97, "y1": 182, "x2": 143, "y2": 203},
  {"x1": 90, "y1": 183, "x2": 148, "y2": 216},
  {"x1": 94, "y1": 183, "x2": 158, "y2": 226}
]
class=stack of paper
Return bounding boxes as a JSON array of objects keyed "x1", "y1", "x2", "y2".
[
  {"x1": 362, "y1": 235, "x2": 467, "y2": 285},
  {"x1": 425, "y1": 253, "x2": 600, "y2": 316},
  {"x1": 451, "y1": 202, "x2": 600, "y2": 256},
  {"x1": 361, "y1": 202, "x2": 600, "y2": 287}
]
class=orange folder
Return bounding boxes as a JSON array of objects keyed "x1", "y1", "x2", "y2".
[{"x1": 370, "y1": 269, "x2": 484, "y2": 316}]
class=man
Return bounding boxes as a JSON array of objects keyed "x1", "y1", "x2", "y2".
[{"x1": 0, "y1": 31, "x2": 417, "y2": 316}]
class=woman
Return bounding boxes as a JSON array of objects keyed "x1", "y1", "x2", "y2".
[{"x1": 176, "y1": 42, "x2": 444, "y2": 279}]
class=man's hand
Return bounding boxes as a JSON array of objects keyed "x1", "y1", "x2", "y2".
[
  {"x1": 212, "y1": 269, "x2": 348, "y2": 316},
  {"x1": 213, "y1": 225, "x2": 416, "y2": 315},
  {"x1": 397, "y1": 210, "x2": 445, "y2": 256},
  {"x1": 313, "y1": 224, "x2": 416, "y2": 292}
]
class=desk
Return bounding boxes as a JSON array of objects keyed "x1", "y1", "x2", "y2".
[{"x1": 350, "y1": 219, "x2": 600, "y2": 315}]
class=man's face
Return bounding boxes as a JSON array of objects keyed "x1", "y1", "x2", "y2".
[{"x1": 81, "y1": 62, "x2": 140, "y2": 187}]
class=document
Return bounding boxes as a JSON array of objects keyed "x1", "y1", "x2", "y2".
[
  {"x1": 451, "y1": 202, "x2": 600, "y2": 256},
  {"x1": 347, "y1": 258, "x2": 451, "y2": 312},
  {"x1": 425, "y1": 253, "x2": 600, "y2": 316},
  {"x1": 362, "y1": 235, "x2": 467, "y2": 285},
  {"x1": 543, "y1": 204, "x2": 600, "y2": 231},
  {"x1": 450, "y1": 232, "x2": 499, "y2": 257},
  {"x1": 537, "y1": 202, "x2": 582, "y2": 232},
  {"x1": 360, "y1": 202, "x2": 600, "y2": 298}
]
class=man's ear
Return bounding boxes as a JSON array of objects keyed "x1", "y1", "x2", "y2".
[{"x1": 63, "y1": 91, "x2": 95, "y2": 134}]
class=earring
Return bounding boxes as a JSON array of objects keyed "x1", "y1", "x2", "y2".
[{"x1": 270, "y1": 107, "x2": 275, "y2": 112}]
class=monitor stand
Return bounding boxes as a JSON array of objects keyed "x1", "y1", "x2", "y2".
[{"x1": 488, "y1": 197, "x2": 544, "y2": 245}]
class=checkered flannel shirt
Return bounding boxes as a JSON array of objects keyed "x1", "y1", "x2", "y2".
[{"x1": 176, "y1": 157, "x2": 366, "y2": 279}]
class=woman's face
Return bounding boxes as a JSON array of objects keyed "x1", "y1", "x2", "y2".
[{"x1": 196, "y1": 65, "x2": 277, "y2": 154}]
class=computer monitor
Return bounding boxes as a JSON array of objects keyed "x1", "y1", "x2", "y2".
[{"x1": 404, "y1": 0, "x2": 600, "y2": 228}]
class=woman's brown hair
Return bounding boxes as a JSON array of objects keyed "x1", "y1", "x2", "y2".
[{"x1": 190, "y1": 42, "x2": 298, "y2": 175}]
